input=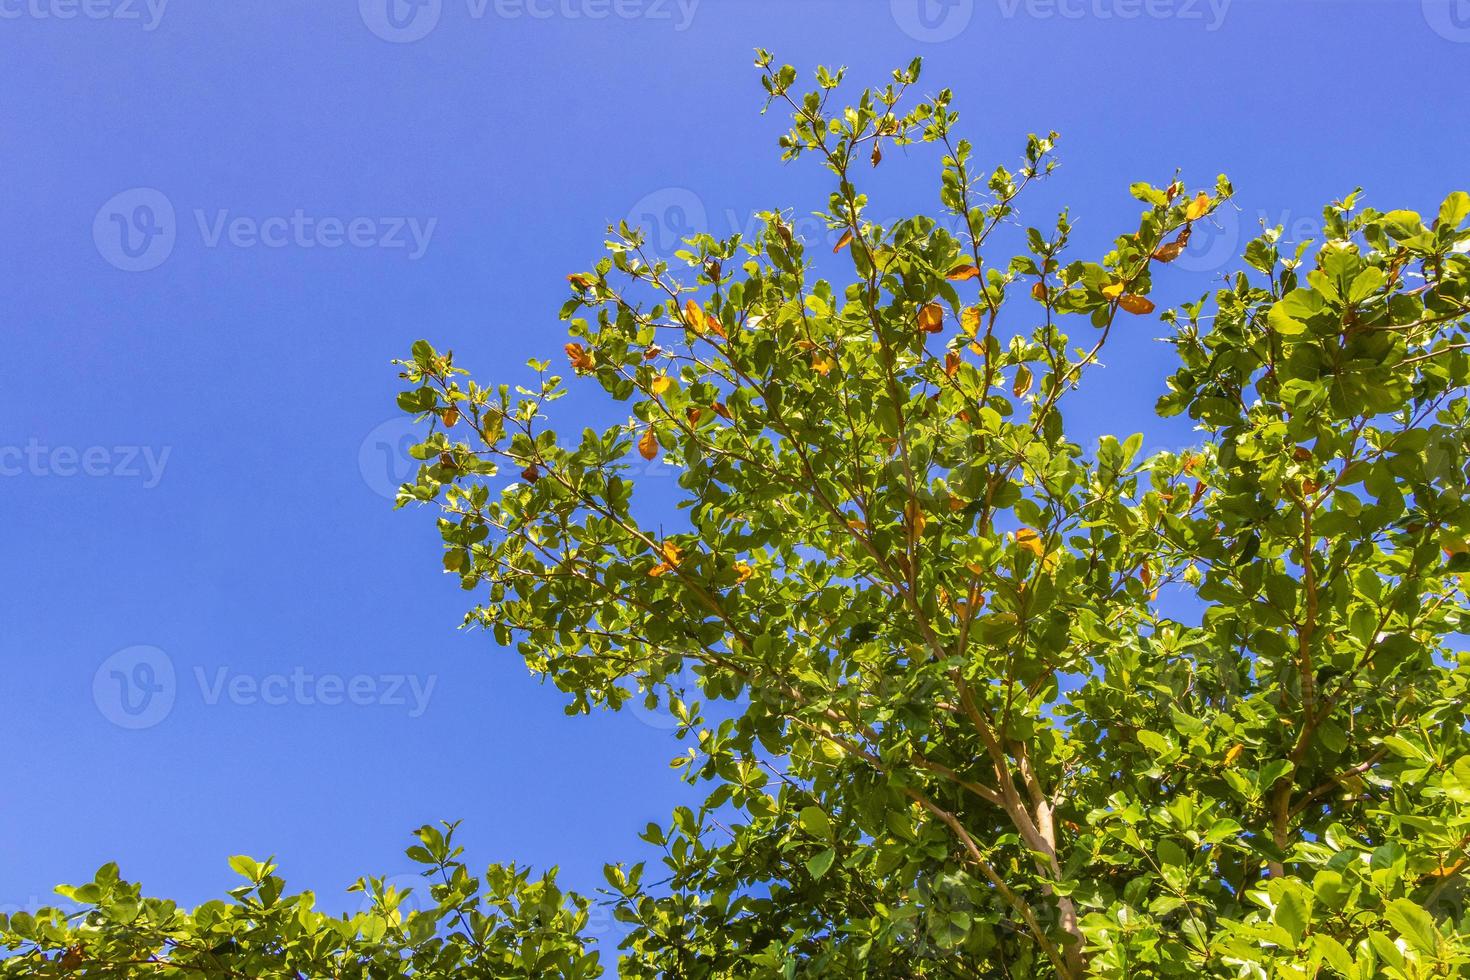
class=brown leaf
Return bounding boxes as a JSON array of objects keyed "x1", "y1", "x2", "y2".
[
  {"x1": 946, "y1": 264, "x2": 980, "y2": 282},
  {"x1": 686, "y1": 406, "x2": 703, "y2": 425},
  {"x1": 833, "y1": 229, "x2": 854, "y2": 254},
  {"x1": 944, "y1": 351, "x2": 961, "y2": 378},
  {"x1": 1031, "y1": 281, "x2": 1048, "y2": 302},
  {"x1": 638, "y1": 426, "x2": 658, "y2": 461},
  {"x1": 567, "y1": 273, "x2": 595, "y2": 290},
  {"x1": 521, "y1": 463, "x2": 540, "y2": 483},
  {"x1": 439, "y1": 408, "x2": 459, "y2": 428},
  {"x1": 711, "y1": 401, "x2": 732, "y2": 420},
  {"x1": 871, "y1": 143, "x2": 883, "y2": 167},
  {"x1": 918, "y1": 303, "x2": 945, "y2": 334}
]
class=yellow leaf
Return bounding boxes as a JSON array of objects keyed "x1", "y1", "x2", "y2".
[
  {"x1": 567, "y1": 273, "x2": 595, "y2": 290},
  {"x1": 1224, "y1": 744, "x2": 1244, "y2": 766},
  {"x1": 648, "y1": 562, "x2": 673, "y2": 578},
  {"x1": 905, "y1": 500, "x2": 927, "y2": 536},
  {"x1": 1015, "y1": 527, "x2": 1045, "y2": 557},
  {"x1": 833, "y1": 229, "x2": 854, "y2": 254},
  {"x1": 946, "y1": 264, "x2": 980, "y2": 282},
  {"x1": 811, "y1": 351, "x2": 835, "y2": 376},
  {"x1": 1012, "y1": 363, "x2": 1033, "y2": 397},
  {"x1": 1118, "y1": 294, "x2": 1156, "y2": 315},
  {"x1": 683, "y1": 298, "x2": 706, "y2": 333},
  {"x1": 960, "y1": 307, "x2": 981, "y2": 338},
  {"x1": 1186, "y1": 192, "x2": 1210, "y2": 222},
  {"x1": 918, "y1": 303, "x2": 945, "y2": 334},
  {"x1": 733, "y1": 562, "x2": 754, "y2": 583},
  {"x1": 1031, "y1": 281, "x2": 1048, "y2": 302},
  {"x1": 651, "y1": 375, "x2": 672, "y2": 396},
  {"x1": 661, "y1": 541, "x2": 684, "y2": 565},
  {"x1": 1101, "y1": 283, "x2": 1124, "y2": 301},
  {"x1": 638, "y1": 426, "x2": 659, "y2": 461}
]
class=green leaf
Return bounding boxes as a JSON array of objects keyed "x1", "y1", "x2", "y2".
[
  {"x1": 799, "y1": 806, "x2": 832, "y2": 840},
  {"x1": 1384, "y1": 898, "x2": 1440, "y2": 955},
  {"x1": 805, "y1": 848, "x2": 836, "y2": 879}
]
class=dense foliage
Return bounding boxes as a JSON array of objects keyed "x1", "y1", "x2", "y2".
[{"x1": 8, "y1": 56, "x2": 1470, "y2": 977}]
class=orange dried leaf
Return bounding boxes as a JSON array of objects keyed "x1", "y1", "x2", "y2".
[
  {"x1": 711, "y1": 401, "x2": 732, "y2": 420},
  {"x1": 944, "y1": 351, "x2": 961, "y2": 378},
  {"x1": 1118, "y1": 294, "x2": 1156, "y2": 315},
  {"x1": 648, "y1": 562, "x2": 673, "y2": 578},
  {"x1": 521, "y1": 463, "x2": 540, "y2": 483},
  {"x1": 1031, "y1": 281, "x2": 1048, "y2": 302},
  {"x1": 918, "y1": 303, "x2": 945, "y2": 334},
  {"x1": 946, "y1": 264, "x2": 980, "y2": 282},
  {"x1": 439, "y1": 408, "x2": 459, "y2": 428},
  {"x1": 660, "y1": 541, "x2": 684, "y2": 565},
  {"x1": 638, "y1": 426, "x2": 659, "y2": 461},
  {"x1": 567, "y1": 273, "x2": 595, "y2": 290},
  {"x1": 565, "y1": 342, "x2": 595, "y2": 372},
  {"x1": 833, "y1": 229, "x2": 854, "y2": 254},
  {"x1": 1015, "y1": 527, "x2": 1045, "y2": 557}
]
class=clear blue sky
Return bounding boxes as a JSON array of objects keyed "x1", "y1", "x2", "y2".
[{"x1": 2, "y1": 0, "x2": 1466, "y2": 944}]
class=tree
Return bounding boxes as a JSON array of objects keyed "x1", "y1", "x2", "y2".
[{"x1": 9, "y1": 54, "x2": 1470, "y2": 978}]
